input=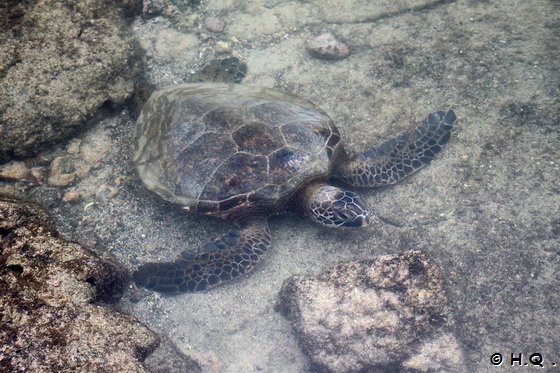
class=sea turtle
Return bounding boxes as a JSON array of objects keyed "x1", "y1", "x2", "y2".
[{"x1": 132, "y1": 83, "x2": 456, "y2": 293}]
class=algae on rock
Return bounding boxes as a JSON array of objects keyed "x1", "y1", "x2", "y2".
[
  {"x1": 0, "y1": 0, "x2": 140, "y2": 161},
  {"x1": 0, "y1": 195, "x2": 159, "y2": 372}
]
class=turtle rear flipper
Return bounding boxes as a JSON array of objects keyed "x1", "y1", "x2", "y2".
[
  {"x1": 133, "y1": 217, "x2": 271, "y2": 294},
  {"x1": 336, "y1": 110, "x2": 456, "y2": 187}
]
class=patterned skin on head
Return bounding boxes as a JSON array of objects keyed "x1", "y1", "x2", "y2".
[{"x1": 308, "y1": 185, "x2": 370, "y2": 228}]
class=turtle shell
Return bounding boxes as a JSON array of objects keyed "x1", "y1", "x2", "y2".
[{"x1": 133, "y1": 83, "x2": 342, "y2": 217}]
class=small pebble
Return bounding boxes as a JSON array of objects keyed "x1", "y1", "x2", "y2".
[
  {"x1": 199, "y1": 32, "x2": 212, "y2": 42},
  {"x1": 80, "y1": 131, "x2": 112, "y2": 165},
  {"x1": 83, "y1": 202, "x2": 96, "y2": 211},
  {"x1": 66, "y1": 139, "x2": 81, "y2": 154},
  {"x1": 214, "y1": 41, "x2": 231, "y2": 54},
  {"x1": 63, "y1": 191, "x2": 81, "y2": 203},
  {"x1": 48, "y1": 155, "x2": 91, "y2": 187},
  {"x1": 48, "y1": 156, "x2": 79, "y2": 187},
  {"x1": 0, "y1": 161, "x2": 30, "y2": 180},
  {"x1": 142, "y1": 0, "x2": 164, "y2": 18},
  {"x1": 95, "y1": 184, "x2": 118, "y2": 200},
  {"x1": 205, "y1": 17, "x2": 225, "y2": 33},
  {"x1": 306, "y1": 32, "x2": 350, "y2": 61},
  {"x1": 30, "y1": 167, "x2": 46, "y2": 183},
  {"x1": 178, "y1": 14, "x2": 198, "y2": 31},
  {"x1": 114, "y1": 175, "x2": 130, "y2": 186}
]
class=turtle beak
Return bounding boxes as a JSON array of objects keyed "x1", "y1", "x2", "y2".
[
  {"x1": 343, "y1": 208, "x2": 370, "y2": 228},
  {"x1": 360, "y1": 214, "x2": 370, "y2": 227},
  {"x1": 356, "y1": 208, "x2": 370, "y2": 227}
]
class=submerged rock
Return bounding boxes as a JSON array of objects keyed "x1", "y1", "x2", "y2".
[
  {"x1": 205, "y1": 16, "x2": 226, "y2": 33},
  {"x1": 0, "y1": 0, "x2": 140, "y2": 161},
  {"x1": 190, "y1": 56, "x2": 248, "y2": 83},
  {"x1": 48, "y1": 155, "x2": 90, "y2": 187},
  {"x1": 306, "y1": 32, "x2": 350, "y2": 60},
  {"x1": 0, "y1": 195, "x2": 159, "y2": 372},
  {"x1": 0, "y1": 161, "x2": 30, "y2": 181},
  {"x1": 277, "y1": 251, "x2": 463, "y2": 372}
]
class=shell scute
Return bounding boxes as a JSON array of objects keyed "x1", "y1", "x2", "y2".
[
  {"x1": 201, "y1": 153, "x2": 268, "y2": 201},
  {"x1": 232, "y1": 122, "x2": 284, "y2": 155},
  {"x1": 172, "y1": 132, "x2": 236, "y2": 198},
  {"x1": 202, "y1": 106, "x2": 245, "y2": 132},
  {"x1": 281, "y1": 121, "x2": 332, "y2": 154},
  {"x1": 268, "y1": 147, "x2": 311, "y2": 184}
]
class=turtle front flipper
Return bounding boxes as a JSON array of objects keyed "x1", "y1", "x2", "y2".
[
  {"x1": 133, "y1": 217, "x2": 271, "y2": 294},
  {"x1": 335, "y1": 110, "x2": 456, "y2": 187}
]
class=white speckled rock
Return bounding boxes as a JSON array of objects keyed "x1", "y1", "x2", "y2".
[
  {"x1": 306, "y1": 32, "x2": 350, "y2": 60},
  {"x1": 277, "y1": 251, "x2": 463, "y2": 372}
]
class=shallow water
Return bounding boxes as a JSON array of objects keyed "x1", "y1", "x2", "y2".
[{"x1": 2, "y1": 0, "x2": 559, "y2": 371}]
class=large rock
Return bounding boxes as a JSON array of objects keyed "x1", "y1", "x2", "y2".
[
  {"x1": 0, "y1": 195, "x2": 159, "y2": 372},
  {"x1": 0, "y1": 0, "x2": 140, "y2": 161},
  {"x1": 277, "y1": 251, "x2": 463, "y2": 372}
]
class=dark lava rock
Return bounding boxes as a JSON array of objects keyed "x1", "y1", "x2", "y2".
[
  {"x1": 142, "y1": 0, "x2": 165, "y2": 18},
  {"x1": 0, "y1": 195, "x2": 159, "y2": 372},
  {"x1": 191, "y1": 56, "x2": 248, "y2": 83},
  {"x1": 277, "y1": 251, "x2": 463, "y2": 373},
  {"x1": 0, "y1": 0, "x2": 140, "y2": 162}
]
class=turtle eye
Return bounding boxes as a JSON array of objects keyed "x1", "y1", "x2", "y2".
[
  {"x1": 333, "y1": 207, "x2": 368, "y2": 228},
  {"x1": 335, "y1": 210, "x2": 355, "y2": 221}
]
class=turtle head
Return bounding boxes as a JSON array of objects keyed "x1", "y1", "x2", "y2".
[{"x1": 306, "y1": 184, "x2": 370, "y2": 228}]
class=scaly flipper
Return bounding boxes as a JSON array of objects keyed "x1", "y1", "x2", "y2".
[
  {"x1": 133, "y1": 216, "x2": 271, "y2": 293},
  {"x1": 335, "y1": 110, "x2": 456, "y2": 187}
]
